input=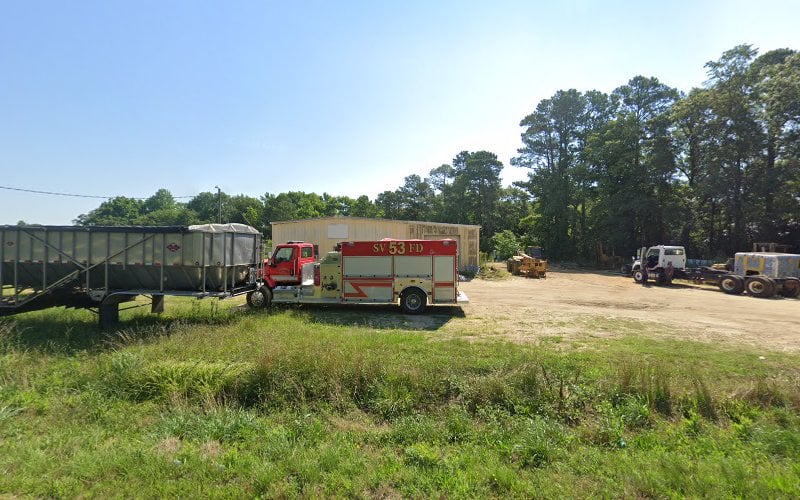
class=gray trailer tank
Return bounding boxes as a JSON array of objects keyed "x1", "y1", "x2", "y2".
[{"x1": 1, "y1": 223, "x2": 262, "y2": 326}]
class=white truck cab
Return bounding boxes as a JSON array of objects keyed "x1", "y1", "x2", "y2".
[{"x1": 631, "y1": 245, "x2": 686, "y2": 283}]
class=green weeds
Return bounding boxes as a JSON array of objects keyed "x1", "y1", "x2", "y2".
[{"x1": 0, "y1": 300, "x2": 798, "y2": 496}]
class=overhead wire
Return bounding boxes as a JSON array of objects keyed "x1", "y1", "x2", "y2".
[{"x1": 0, "y1": 185, "x2": 195, "y2": 200}]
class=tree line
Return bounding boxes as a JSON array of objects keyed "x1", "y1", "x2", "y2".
[{"x1": 76, "y1": 45, "x2": 800, "y2": 263}]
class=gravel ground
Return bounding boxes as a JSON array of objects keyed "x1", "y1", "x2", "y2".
[{"x1": 451, "y1": 268, "x2": 799, "y2": 353}]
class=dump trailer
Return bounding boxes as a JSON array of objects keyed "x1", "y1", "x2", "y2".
[
  {"x1": 0, "y1": 224, "x2": 263, "y2": 327},
  {"x1": 246, "y1": 238, "x2": 469, "y2": 314}
]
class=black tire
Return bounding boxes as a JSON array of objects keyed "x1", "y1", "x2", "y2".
[
  {"x1": 655, "y1": 272, "x2": 667, "y2": 285},
  {"x1": 780, "y1": 277, "x2": 800, "y2": 298},
  {"x1": 246, "y1": 286, "x2": 272, "y2": 309},
  {"x1": 745, "y1": 276, "x2": 776, "y2": 298},
  {"x1": 400, "y1": 288, "x2": 427, "y2": 314},
  {"x1": 633, "y1": 270, "x2": 646, "y2": 283},
  {"x1": 717, "y1": 275, "x2": 744, "y2": 295}
]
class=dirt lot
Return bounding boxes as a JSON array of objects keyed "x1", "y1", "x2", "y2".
[{"x1": 453, "y1": 268, "x2": 799, "y2": 353}]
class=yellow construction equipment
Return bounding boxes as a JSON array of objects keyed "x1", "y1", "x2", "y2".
[{"x1": 506, "y1": 250, "x2": 547, "y2": 279}]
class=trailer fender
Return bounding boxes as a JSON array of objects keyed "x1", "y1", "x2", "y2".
[{"x1": 400, "y1": 287, "x2": 427, "y2": 315}]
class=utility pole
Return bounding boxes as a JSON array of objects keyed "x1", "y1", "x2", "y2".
[{"x1": 214, "y1": 186, "x2": 222, "y2": 223}]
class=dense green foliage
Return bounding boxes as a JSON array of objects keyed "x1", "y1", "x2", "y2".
[
  {"x1": 1, "y1": 299, "x2": 799, "y2": 497},
  {"x1": 73, "y1": 45, "x2": 799, "y2": 260},
  {"x1": 512, "y1": 45, "x2": 800, "y2": 260}
]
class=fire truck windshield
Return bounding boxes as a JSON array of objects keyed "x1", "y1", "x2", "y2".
[{"x1": 273, "y1": 247, "x2": 294, "y2": 263}]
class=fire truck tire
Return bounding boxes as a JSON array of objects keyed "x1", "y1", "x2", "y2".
[
  {"x1": 246, "y1": 286, "x2": 272, "y2": 309},
  {"x1": 745, "y1": 276, "x2": 776, "y2": 298},
  {"x1": 717, "y1": 275, "x2": 744, "y2": 295},
  {"x1": 780, "y1": 277, "x2": 800, "y2": 298},
  {"x1": 400, "y1": 288, "x2": 427, "y2": 314}
]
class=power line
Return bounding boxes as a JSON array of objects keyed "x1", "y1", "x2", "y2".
[{"x1": 0, "y1": 185, "x2": 194, "y2": 200}]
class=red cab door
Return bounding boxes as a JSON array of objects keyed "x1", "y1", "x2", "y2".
[{"x1": 270, "y1": 246, "x2": 299, "y2": 284}]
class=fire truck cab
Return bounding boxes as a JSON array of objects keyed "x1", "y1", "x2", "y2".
[
  {"x1": 261, "y1": 241, "x2": 318, "y2": 288},
  {"x1": 247, "y1": 239, "x2": 468, "y2": 314}
]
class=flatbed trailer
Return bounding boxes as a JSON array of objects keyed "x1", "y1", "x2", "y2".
[{"x1": 0, "y1": 224, "x2": 263, "y2": 327}]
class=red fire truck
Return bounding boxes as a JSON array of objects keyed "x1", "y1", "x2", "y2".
[{"x1": 247, "y1": 239, "x2": 468, "y2": 313}]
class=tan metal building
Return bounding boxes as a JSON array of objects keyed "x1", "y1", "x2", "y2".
[{"x1": 271, "y1": 217, "x2": 480, "y2": 270}]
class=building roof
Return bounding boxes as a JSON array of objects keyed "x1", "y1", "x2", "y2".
[{"x1": 270, "y1": 216, "x2": 480, "y2": 229}]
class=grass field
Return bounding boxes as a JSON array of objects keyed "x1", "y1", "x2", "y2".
[{"x1": 1, "y1": 296, "x2": 799, "y2": 497}]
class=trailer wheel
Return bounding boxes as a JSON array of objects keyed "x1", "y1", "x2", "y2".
[
  {"x1": 246, "y1": 286, "x2": 272, "y2": 309},
  {"x1": 780, "y1": 277, "x2": 800, "y2": 298},
  {"x1": 400, "y1": 288, "x2": 427, "y2": 314},
  {"x1": 717, "y1": 275, "x2": 744, "y2": 295},
  {"x1": 745, "y1": 276, "x2": 776, "y2": 298}
]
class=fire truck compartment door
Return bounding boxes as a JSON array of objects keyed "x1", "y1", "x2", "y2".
[
  {"x1": 394, "y1": 256, "x2": 432, "y2": 278},
  {"x1": 343, "y1": 256, "x2": 392, "y2": 277},
  {"x1": 343, "y1": 278, "x2": 394, "y2": 301},
  {"x1": 433, "y1": 255, "x2": 456, "y2": 303}
]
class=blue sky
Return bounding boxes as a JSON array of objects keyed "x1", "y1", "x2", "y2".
[{"x1": 2, "y1": 0, "x2": 799, "y2": 225}]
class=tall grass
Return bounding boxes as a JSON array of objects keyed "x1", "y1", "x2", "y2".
[
  {"x1": 91, "y1": 316, "x2": 799, "y2": 428},
  {"x1": 1, "y1": 301, "x2": 799, "y2": 497}
]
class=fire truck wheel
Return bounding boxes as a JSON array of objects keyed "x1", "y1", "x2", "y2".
[
  {"x1": 717, "y1": 275, "x2": 744, "y2": 294},
  {"x1": 745, "y1": 276, "x2": 776, "y2": 298},
  {"x1": 246, "y1": 286, "x2": 272, "y2": 309},
  {"x1": 400, "y1": 288, "x2": 427, "y2": 314},
  {"x1": 780, "y1": 277, "x2": 800, "y2": 298}
]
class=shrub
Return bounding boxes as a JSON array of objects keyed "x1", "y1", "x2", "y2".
[{"x1": 492, "y1": 230, "x2": 520, "y2": 261}]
